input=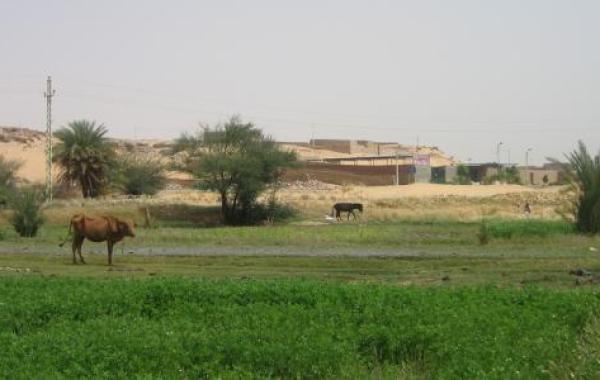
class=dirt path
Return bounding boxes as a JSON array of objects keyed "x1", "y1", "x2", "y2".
[{"x1": 0, "y1": 244, "x2": 430, "y2": 258}]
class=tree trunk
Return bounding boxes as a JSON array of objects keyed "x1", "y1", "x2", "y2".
[
  {"x1": 220, "y1": 191, "x2": 230, "y2": 223},
  {"x1": 80, "y1": 177, "x2": 89, "y2": 198}
]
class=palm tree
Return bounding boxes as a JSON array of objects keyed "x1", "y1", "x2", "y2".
[
  {"x1": 561, "y1": 141, "x2": 600, "y2": 234},
  {"x1": 53, "y1": 120, "x2": 115, "y2": 198}
]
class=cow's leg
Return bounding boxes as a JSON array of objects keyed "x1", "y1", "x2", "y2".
[
  {"x1": 71, "y1": 237, "x2": 78, "y2": 264},
  {"x1": 77, "y1": 237, "x2": 85, "y2": 264},
  {"x1": 347, "y1": 211, "x2": 351, "y2": 221},
  {"x1": 107, "y1": 241, "x2": 114, "y2": 266},
  {"x1": 336, "y1": 209, "x2": 341, "y2": 221}
]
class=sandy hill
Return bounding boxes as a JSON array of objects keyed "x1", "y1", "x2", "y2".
[
  {"x1": 0, "y1": 127, "x2": 51, "y2": 183},
  {"x1": 0, "y1": 126, "x2": 183, "y2": 184},
  {"x1": 1, "y1": 126, "x2": 456, "y2": 185}
]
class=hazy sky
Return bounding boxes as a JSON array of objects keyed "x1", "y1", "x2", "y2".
[{"x1": 1, "y1": 0, "x2": 599, "y2": 164}]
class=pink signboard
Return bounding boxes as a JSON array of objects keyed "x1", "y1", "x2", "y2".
[{"x1": 414, "y1": 154, "x2": 430, "y2": 166}]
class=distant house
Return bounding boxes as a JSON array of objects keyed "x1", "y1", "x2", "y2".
[
  {"x1": 309, "y1": 139, "x2": 400, "y2": 155},
  {"x1": 462, "y1": 163, "x2": 501, "y2": 183},
  {"x1": 313, "y1": 153, "x2": 414, "y2": 167},
  {"x1": 431, "y1": 166, "x2": 457, "y2": 184},
  {"x1": 518, "y1": 167, "x2": 564, "y2": 185}
]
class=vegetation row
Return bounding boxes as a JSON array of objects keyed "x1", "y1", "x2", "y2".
[{"x1": 0, "y1": 277, "x2": 599, "y2": 378}]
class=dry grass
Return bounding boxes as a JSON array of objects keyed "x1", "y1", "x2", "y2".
[
  {"x1": 275, "y1": 184, "x2": 566, "y2": 222},
  {"x1": 0, "y1": 184, "x2": 568, "y2": 227}
]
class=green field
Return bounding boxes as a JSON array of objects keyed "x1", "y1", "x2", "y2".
[
  {"x1": 1, "y1": 214, "x2": 600, "y2": 378},
  {"x1": 1, "y1": 277, "x2": 599, "y2": 379}
]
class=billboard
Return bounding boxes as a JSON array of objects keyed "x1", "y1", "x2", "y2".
[{"x1": 414, "y1": 154, "x2": 430, "y2": 166}]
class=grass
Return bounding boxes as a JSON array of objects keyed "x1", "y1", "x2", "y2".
[
  {"x1": 1, "y1": 277, "x2": 599, "y2": 378},
  {"x1": 1, "y1": 194, "x2": 599, "y2": 377},
  {"x1": 2, "y1": 253, "x2": 600, "y2": 289},
  {"x1": 0, "y1": 217, "x2": 588, "y2": 249},
  {"x1": 486, "y1": 219, "x2": 575, "y2": 239}
]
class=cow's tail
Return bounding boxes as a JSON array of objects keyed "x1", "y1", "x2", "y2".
[
  {"x1": 58, "y1": 221, "x2": 73, "y2": 247},
  {"x1": 331, "y1": 206, "x2": 335, "y2": 218}
]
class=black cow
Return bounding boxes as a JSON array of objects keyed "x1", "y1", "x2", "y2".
[{"x1": 332, "y1": 203, "x2": 363, "y2": 221}]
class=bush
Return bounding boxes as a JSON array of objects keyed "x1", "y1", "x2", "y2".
[
  {"x1": 119, "y1": 155, "x2": 167, "y2": 196},
  {"x1": 477, "y1": 220, "x2": 490, "y2": 245},
  {"x1": 484, "y1": 166, "x2": 521, "y2": 185},
  {"x1": 221, "y1": 198, "x2": 298, "y2": 226},
  {"x1": 0, "y1": 155, "x2": 21, "y2": 206},
  {"x1": 248, "y1": 200, "x2": 298, "y2": 225},
  {"x1": 455, "y1": 164, "x2": 471, "y2": 185},
  {"x1": 9, "y1": 187, "x2": 45, "y2": 237}
]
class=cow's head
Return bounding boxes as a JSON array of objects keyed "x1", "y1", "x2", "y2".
[{"x1": 117, "y1": 219, "x2": 136, "y2": 238}]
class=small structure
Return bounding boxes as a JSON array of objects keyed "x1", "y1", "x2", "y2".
[
  {"x1": 309, "y1": 139, "x2": 400, "y2": 155},
  {"x1": 314, "y1": 153, "x2": 414, "y2": 167},
  {"x1": 518, "y1": 166, "x2": 563, "y2": 185},
  {"x1": 431, "y1": 166, "x2": 457, "y2": 184}
]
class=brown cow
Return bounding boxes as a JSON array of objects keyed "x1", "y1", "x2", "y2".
[{"x1": 59, "y1": 214, "x2": 136, "y2": 265}]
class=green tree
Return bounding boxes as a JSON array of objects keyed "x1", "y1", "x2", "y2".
[
  {"x1": 119, "y1": 155, "x2": 167, "y2": 196},
  {"x1": 455, "y1": 164, "x2": 471, "y2": 185},
  {"x1": 0, "y1": 155, "x2": 21, "y2": 206},
  {"x1": 179, "y1": 117, "x2": 297, "y2": 224},
  {"x1": 484, "y1": 166, "x2": 521, "y2": 185},
  {"x1": 53, "y1": 120, "x2": 116, "y2": 198},
  {"x1": 171, "y1": 130, "x2": 204, "y2": 154},
  {"x1": 560, "y1": 141, "x2": 600, "y2": 234},
  {"x1": 503, "y1": 166, "x2": 522, "y2": 184}
]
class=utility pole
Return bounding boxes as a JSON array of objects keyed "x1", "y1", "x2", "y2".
[
  {"x1": 496, "y1": 142, "x2": 503, "y2": 165},
  {"x1": 44, "y1": 76, "x2": 56, "y2": 203},
  {"x1": 395, "y1": 148, "x2": 399, "y2": 186},
  {"x1": 525, "y1": 148, "x2": 532, "y2": 168}
]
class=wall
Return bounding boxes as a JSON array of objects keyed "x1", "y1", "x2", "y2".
[
  {"x1": 518, "y1": 169, "x2": 561, "y2": 185},
  {"x1": 310, "y1": 139, "x2": 353, "y2": 154},
  {"x1": 311, "y1": 139, "x2": 401, "y2": 156},
  {"x1": 414, "y1": 165, "x2": 432, "y2": 183},
  {"x1": 305, "y1": 162, "x2": 416, "y2": 185},
  {"x1": 445, "y1": 166, "x2": 457, "y2": 183},
  {"x1": 333, "y1": 157, "x2": 414, "y2": 166}
]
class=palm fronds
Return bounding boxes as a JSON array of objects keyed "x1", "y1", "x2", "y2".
[
  {"x1": 53, "y1": 120, "x2": 115, "y2": 198},
  {"x1": 558, "y1": 141, "x2": 600, "y2": 233}
]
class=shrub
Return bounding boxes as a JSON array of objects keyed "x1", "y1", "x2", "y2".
[
  {"x1": 542, "y1": 174, "x2": 549, "y2": 185},
  {"x1": 477, "y1": 219, "x2": 490, "y2": 245},
  {"x1": 249, "y1": 200, "x2": 298, "y2": 225},
  {"x1": 484, "y1": 166, "x2": 521, "y2": 185},
  {"x1": 9, "y1": 186, "x2": 45, "y2": 237},
  {"x1": 0, "y1": 155, "x2": 21, "y2": 206},
  {"x1": 455, "y1": 164, "x2": 471, "y2": 185},
  {"x1": 119, "y1": 155, "x2": 167, "y2": 196}
]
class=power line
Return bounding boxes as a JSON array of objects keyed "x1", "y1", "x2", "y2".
[{"x1": 59, "y1": 91, "x2": 600, "y2": 135}]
